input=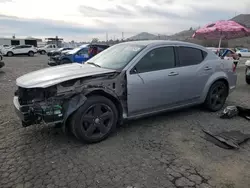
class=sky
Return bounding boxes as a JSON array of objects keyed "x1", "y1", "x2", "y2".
[{"x1": 0, "y1": 0, "x2": 250, "y2": 42}]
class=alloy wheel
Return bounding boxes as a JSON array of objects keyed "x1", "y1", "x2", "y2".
[
  {"x1": 80, "y1": 103, "x2": 114, "y2": 139},
  {"x1": 209, "y1": 84, "x2": 227, "y2": 110}
]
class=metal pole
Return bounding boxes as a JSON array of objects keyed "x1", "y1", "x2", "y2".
[{"x1": 218, "y1": 36, "x2": 222, "y2": 49}]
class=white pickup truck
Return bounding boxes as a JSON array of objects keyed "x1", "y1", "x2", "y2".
[{"x1": 37, "y1": 44, "x2": 58, "y2": 55}]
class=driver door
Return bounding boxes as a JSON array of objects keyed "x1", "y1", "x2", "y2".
[
  {"x1": 74, "y1": 48, "x2": 89, "y2": 63},
  {"x1": 126, "y1": 46, "x2": 181, "y2": 116}
]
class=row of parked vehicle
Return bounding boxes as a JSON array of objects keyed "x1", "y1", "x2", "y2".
[
  {"x1": 47, "y1": 43, "x2": 110, "y2": 66},
  {"x1": 207, "y1": 47, "x2": 250, "y2": 58},
  {"x1": 0, "y1": 44, "x2": 67, "y2": 57}
]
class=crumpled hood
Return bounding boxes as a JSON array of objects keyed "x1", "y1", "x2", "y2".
[{"x1": 16, "y1": 63, "x2": 116, "y2": 88}]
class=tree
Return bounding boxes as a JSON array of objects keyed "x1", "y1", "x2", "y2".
[
  {"x1": 91, "y1": 38, "x2": 99, "y2": 43},
  {"x1": 189, "y1": 27, "x2": 193, "y2": 31}
]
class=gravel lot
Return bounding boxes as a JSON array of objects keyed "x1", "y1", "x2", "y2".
[{"x1": 0, "y1": 55, "x2": 250, "y2": 188}]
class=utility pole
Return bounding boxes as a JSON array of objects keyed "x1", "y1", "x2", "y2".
[
  {"x1": 122, "y1": 32, "x2": 124, "y2": 40},
  {"x1": 106, "y1": 32, "x2": 108, "y2": 42}
]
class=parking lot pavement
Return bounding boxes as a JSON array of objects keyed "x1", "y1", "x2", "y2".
[{"x1": 0, "y1": 55, "x2": 250, "y2": 188}]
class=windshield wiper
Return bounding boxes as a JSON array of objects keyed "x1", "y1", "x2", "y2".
[{"x1": 86, "y1": 62, "x2": 101, "y2": 68}]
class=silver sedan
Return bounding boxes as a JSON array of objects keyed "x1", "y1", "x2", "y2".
[{"x1": 14, "y1": 40, "x2": 237, "y2": 143}]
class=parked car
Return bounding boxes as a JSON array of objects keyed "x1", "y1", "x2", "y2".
[
  {"x1": 37, "y1": 44, "x2": 58, "y2": 55},
  {"x1": 246, "y1": 60, "x2": 250, "y2": 84},
  {"x1": 13, "y1": 40, "x2": 237, "y2": 143},
  {"x1": 47, "y1": 47, "x2": 73, "y2": 57},
  {"x1": 0, "y1": 52, "x2": 4, "y2": 68},
  {"x1": 1, "y1": 45, "x2": 37, "y2": 57},
  {"x1": 236, "y1": 48, "x2": 250, "y2": 57},
  {"x1": 48, "y1": 44, "x2": 109, "y2": 66},
  {"x1": 0, "y1": 44, "x2": 11, "y2": 51}
]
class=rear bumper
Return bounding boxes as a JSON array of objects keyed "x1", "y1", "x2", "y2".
[{"x1": 13, "y1": 96, "x2": 64, "y2": 127}]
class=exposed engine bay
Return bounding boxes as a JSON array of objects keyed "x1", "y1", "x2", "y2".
[{"x1": 14, "y1": 71, "x2": 127, "y2": 129}]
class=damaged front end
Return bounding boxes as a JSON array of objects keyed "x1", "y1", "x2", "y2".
[
  {"x1": 14, "y1": 86, "x2": 66, "y2": 127},
  {"x1": 13, "y1": 71, "x2": 127, "y2": 128}
]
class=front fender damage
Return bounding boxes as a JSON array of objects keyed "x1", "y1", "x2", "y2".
[
  {"x1": 61, "y1": 94, "x2": 87, "y2": 132},
  {"x1": 17, "y1": 71, "x2": 127, "y2": 129}
]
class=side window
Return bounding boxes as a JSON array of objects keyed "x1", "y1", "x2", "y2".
[
  {"x1": 178, "y1": 47, "x2": 205, "y2": 67},
  {"x1": 134, "y1": 47, "x2": 175, "y2": 73},
  {"x1": 77, "y1": 49, "x2": 88, "y2": 55}
]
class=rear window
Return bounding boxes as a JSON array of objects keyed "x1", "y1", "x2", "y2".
[{"x1": 178, "y1": 47, "x2": 207, "y2": 67}]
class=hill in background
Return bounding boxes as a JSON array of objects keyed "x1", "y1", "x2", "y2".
[
  {"x1": 127, "y1": 32, "x2": 169, "y2": 40},
  {"x1": 127, "y1": 14, "x2": 250, "y2": 48}
]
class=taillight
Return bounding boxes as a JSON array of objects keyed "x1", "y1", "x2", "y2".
[{"x1": 232, "y1": 62, "x2": 237, "y2": 72}]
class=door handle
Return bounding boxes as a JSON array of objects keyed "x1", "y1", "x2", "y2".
[
  {"x1": 204, "y1": 66, "x2": 212, "y2": 70},
  {"x1": 168, "y1": 72, "x2": 179, "y2": 76}
]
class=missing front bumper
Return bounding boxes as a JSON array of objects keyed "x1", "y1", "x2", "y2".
[{"x1": 13, "y1": 96, "x2": 64, "y2": 127}]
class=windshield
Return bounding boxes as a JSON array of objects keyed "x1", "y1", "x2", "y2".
[
  {"x1": 68, "y1": 47, "x2": 88, "y2": 54},
  {"x1": 86, "y1": 43, "x2": 146, "y2": 70}
]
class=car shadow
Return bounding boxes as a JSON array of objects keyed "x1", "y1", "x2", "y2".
[{"x1": 19, "y1": 105, "x2": 205, "y2": 148}]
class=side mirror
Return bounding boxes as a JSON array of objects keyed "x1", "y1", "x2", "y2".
[{"x1": 130, "y1": 67, "x2": 138, "y2": 74}]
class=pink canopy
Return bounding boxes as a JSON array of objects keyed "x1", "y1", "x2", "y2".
[{"x1": 192, "y1": 20, "x2": 250, "y2": 48}]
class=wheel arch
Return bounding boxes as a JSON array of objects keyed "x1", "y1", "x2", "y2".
[
  {"x1": 63, "y1": 89, "x2": 124, "y2": 134},
  {"x1": 201, "y1": 74, "x2": 229, "y2": 102},
  {"x1": 85, "y1": 89, "x2": 123, "y2": 123}
]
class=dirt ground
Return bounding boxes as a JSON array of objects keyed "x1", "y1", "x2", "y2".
[{"x1": 0, "y1": 55, "x2": 250, "y2": 188}]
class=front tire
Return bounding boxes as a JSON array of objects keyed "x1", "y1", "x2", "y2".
[
  {"x1": 238, "y1": 53, "x2": 242, "y2": 58},
  {"x1": 60, "y1": 58, "x2": 71, "y2": 64},
  {"x1": 204, "y1": 81, "x2": 228, "y2": 112},
  {"x1": 40, "y1": 50, "x2": 46, "y2": 55},
  {"x1": 7, "y1": 51, "x2": 13, "y2": 57},
  {"x1": 70, "y1": 96, "x2": 118, "y2": 143}
]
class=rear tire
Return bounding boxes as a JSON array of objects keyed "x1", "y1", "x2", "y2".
[
  {"x1": 7, "y1": 51, "x2": 13, "y2": 57},
  {"x1": 70, "y1": 96, "x2": 118, "y2": 143},
  {"x1": 204, "y1": 81, "x2": 228, "y2": 112},
  {"x1": 40, "y1": 50, "x2": 46, "y2": 55},
  {"x1": 28, "y1": 51, "x2": 34, "y2": 57},
  {"x1": 238, "y1": 53, "x2": 242, "y2": 57}
]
